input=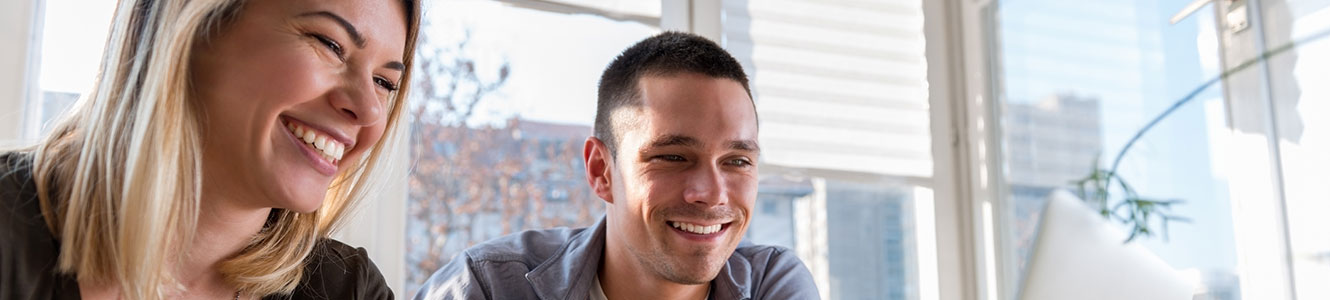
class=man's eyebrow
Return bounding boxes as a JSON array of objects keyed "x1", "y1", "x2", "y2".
[
  {"x1": 300, "y1": 11, "x2": 366, "y2": 49},
  {"x1": 646, "y1": 134, "x2": 700, "y2": 148},
  {"x1": 642, "y1": 135, "x2": 759, "y2": 153},
  {"x1": 729, "y1": 140, "x2": 760, "y2": 152}
]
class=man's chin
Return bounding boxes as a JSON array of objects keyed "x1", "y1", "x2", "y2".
[
  {"x1": 667, "y1": 276, "x2": 714, "y2": 285},
  {"x1": 657, "y1": 254, "x2": 729, "y2": 285},
  {"x1": 662, "y1": 269, "x2": 722, "y2": 285}
]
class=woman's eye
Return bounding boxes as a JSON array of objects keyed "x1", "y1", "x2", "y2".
[
  {"x1": 309, "y1": 33, "x2": 344, "y2": 59},
  {"x1": 374, "y1": 77, "x2": 399, "y2": 92}
]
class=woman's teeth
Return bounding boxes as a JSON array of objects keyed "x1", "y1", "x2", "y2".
[
  {"x1": 286, "y1": 121, "x2": 345, "y2": 163},
  {"x1": 670, "y1": 221, "x2": 723, "y2": 234}
]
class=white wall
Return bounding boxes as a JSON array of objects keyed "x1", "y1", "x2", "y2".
[{"x1": 0, "y1": 0, "x2": 39, "y2": 147}]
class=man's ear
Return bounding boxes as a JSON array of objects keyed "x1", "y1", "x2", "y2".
[{"x1": 584, "y1": 137, "x2": 615, "y2": 204}]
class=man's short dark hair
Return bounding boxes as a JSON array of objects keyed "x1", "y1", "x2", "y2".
[{"x1": 594, "y1": 31, "x2": 753, "y2": 158}]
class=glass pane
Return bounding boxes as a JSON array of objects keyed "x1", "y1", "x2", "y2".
[
  {"x1": 723, "y1": 0, "x2": 932, "y2": 299},
  {"x1": 823, "y1": 181, "x2": 917, "y2": 300},
  {"x1": 746, "y1": 177, "x2": 921, "y2": 300},
  {"x1": 404, "y1": 0, "x2": 656, "y2": 295},
  {"x1": 994, "y1": 0, "x2": 1240, "y2": 299},
  {"x1": 1261, "y1": 0, "x2": 1330, "y2": 299}
]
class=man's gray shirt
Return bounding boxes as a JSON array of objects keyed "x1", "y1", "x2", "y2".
[{"x1": 414, "y1": 217, "x2": 820, "y2": 300}]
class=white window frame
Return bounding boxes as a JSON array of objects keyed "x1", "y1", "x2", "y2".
[
  {"x1": 1209, "y1": 0, "x2": 1297, "y2": 298},
  {"x1": 923, "y1": 0, "x2": 986, "y2": 299},
  {"x1": 937, "y1": 0, "x2": 1010, "y2": 299}
]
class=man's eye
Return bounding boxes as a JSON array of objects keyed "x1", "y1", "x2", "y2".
[
  {"x1": 726, "y1": 158, "x2": 754, "y2": 167},
  {"x1": 653, "y1": 155, "x2": 686, "y2": 162},
  {"x1": 309, "y1": 33, "x2": 344, "y2": 59}
]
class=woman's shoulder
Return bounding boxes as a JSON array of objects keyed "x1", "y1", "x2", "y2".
[
  {"x1": 0, "y1": 151, "x2": 38, "y2": 201},
  {"x1": 0, "y1": 151, "x2": 77, "y2": 299},
  {"x1": 0, "y1": 150, "x2": 49, "y2": 238},
  {"x1": 275, "y1": 238, "x2": 394, "y2": 300},
  {"x1": 0, "y1": 151, "x2": 51, "y2": 241}
]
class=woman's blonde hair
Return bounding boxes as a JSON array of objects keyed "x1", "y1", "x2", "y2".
[{"x1": 30, "y1": 0, "x2": 419, "y2": 298}]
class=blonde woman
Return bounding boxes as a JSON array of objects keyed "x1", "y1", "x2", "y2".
[{"x1": 0, "y1": 0, "x2": 418, "y2": 299}]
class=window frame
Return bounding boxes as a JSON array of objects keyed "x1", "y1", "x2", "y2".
[
  {"x1": 1210, "y1": 0, "x2": 1298, "y2": 298},
  {"x1": 923, "y1": 0, "x2": 986, "y2": 299}
]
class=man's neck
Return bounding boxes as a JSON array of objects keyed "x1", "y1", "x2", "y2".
[{"x1": 599, "y1": 238, "x2": 710, "y2": 300}]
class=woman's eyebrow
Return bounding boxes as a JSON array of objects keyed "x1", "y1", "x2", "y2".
[{"x1": 299, "y1": 11, "x2": 366, "y2": 49}]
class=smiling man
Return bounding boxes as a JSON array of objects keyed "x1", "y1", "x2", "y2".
[{"x1": 414, "y1": 32, "x2": 818, "y2": 300}]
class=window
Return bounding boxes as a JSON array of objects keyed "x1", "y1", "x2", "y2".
[
  {"x1": 991, "y1": 1, "x2": 1240, "y2": 299},
  {"x1": 971, "y1": 0, "x2": 1330, "y2": 299},
  {"x1": 403, "y1": 0, "x2": 658, "y2": 295},
  {"x1": 24, "y1": 0, "x2": 116, "y2": 139},
  {"x1": 722, "y1": 0, "x2": 935, "y2": 299}
]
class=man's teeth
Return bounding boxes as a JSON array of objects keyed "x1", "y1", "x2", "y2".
[
  {"x1": 286, "y1": 122, "x2": 345, "y2": 162},
  {"x1": 670, "y1": 221, "x2": 722, "y2": 235}
]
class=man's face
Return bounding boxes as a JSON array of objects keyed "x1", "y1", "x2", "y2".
[{"x1": 602, "y1": 72, "x2": 759, "y2": 285}]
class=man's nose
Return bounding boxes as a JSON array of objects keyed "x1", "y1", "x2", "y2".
[{"x1": 682, "y1": 163, "x2": 728, "y2": 207}]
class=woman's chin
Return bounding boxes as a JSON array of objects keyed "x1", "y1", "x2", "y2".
[
  {"x1": 281, "y1": 192, "x2": 327, "y2": 213},
  {"x1": 270, "y1": 174, "x2": 332, "y2": 213}
]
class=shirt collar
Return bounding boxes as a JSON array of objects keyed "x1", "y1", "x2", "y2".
[
  {"x1": 523, "y1": 216, "x2": 753, "y2": 300},
  {"x1": 525, "y1": 217, "x2": 606, "y2": 300}
]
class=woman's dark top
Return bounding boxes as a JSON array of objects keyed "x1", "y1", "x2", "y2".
[{"x1": 0, "y1": 152, "x2": 394, "y2": 299}]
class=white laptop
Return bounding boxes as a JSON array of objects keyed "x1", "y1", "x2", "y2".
[{"x1": 1018, "y1": 190, "x2": 1195, "y2": 300}]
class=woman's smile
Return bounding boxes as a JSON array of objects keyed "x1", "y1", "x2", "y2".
[{"x1": 280, "y1": 117, "x2": 352, "y2": 175}]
